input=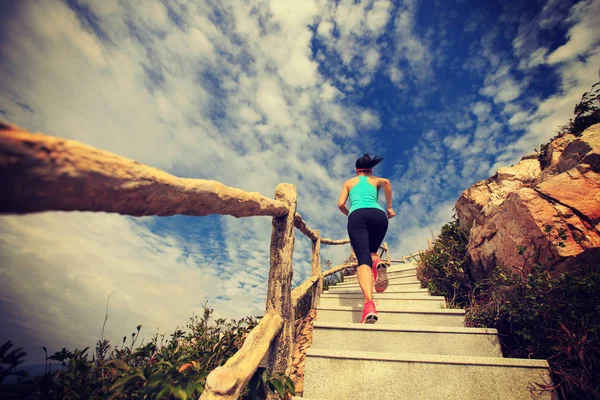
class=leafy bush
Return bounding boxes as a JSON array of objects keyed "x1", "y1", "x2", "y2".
[
  {"x1": 0, "y1": 304, "x2": 295, "y2": 399},
  {"x1": 419, "y1": 217, "x2": 600, "y2": 399},
  {"x1": 561, "y1": 79, "x2": 600, "y2": 136},
  {"x1": 539, "y1": 79, "x2": 600, "y2": 168},
  {"x1": 466, "y1": 259, "x2": 600, "y2": 400},
  {"x1": 417, "y1": 219, "x2": 473, "y2": 308}
]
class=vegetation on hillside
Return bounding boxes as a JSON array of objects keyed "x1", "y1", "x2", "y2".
[
  {"x1": 0, "y1": 304, "x2": 294, "y2": 399},
  {"x1": 539, "y1": 79, "x2": 600, "y2": 168},
  {"x1": 417, "y1": 219, "x2": 600, "y2": 399}
]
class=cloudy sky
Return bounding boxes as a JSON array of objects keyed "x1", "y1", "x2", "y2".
[{"x1": 1, "y1": 0, "x2": 599, "y2": 365}]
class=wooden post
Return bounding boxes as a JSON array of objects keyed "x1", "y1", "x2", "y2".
[
  {"x1": 311, "y1": 230, "x2": 322, "y2": 309},
  {"x1": 383, "y1": 242, "x2": 391, "y2": 264},
  {"x1": 265, "y1": 183, "x2": 297, "y2": 377},
  {"x1": 402, "y1": 255, "x2": 407, "y2": 263},
  {"x1": 427, "y1": 239, "x2": 432, "y2": 250}
]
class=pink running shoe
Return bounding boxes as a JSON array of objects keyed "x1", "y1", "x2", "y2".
[
  {"x1": 373, "y1": 259, "x2": 389, "y2": 293},
  {"x1": 361, "y1": 300, "x2": 378, "y2": 324}
]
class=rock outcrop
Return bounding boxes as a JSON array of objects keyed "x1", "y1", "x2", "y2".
[{"x1": 456, "y1": 123, "x2": 600, "y2": 279}]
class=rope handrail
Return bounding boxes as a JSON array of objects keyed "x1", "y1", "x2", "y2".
[{"x1": 0, "y1": 122, "x2": 421, "y2": 399}]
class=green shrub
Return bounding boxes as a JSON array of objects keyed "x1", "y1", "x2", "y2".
[
  {"x1": 0, "y1": 304, "x2": 295, "y2": 399},
  {"x1": 417, "y1": 219, "x2": 473, "y2": 308},
  {"x1": 562, "y1": 79, "x2": 600, "y2": 136},
  {"x1": 539, "y1": 78, "x2": 600, "y2": 168},
  {"x1": 419, "y1": 216, "x2": 600, "y2": 399},
  {"x1": 466, "y1": 260, "x2": 600, "y2": 399}
]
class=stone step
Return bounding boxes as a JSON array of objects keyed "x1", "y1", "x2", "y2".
[
  {"x1": 316, "y1": 306, "x2": 465, "y2": 326},
  {"x1": 339, "y1": 273, "x2": 420, "y2": 285},
  {"x1": 346, "y1": 264, "x2": 418, "y2": 275},
  {"x1": 320, "y1": 291, "x2": 433, "y2": 299},
  {"x1": 311, "y1": 322, "x2": 502, "y2": 357},
  {"x1": 325, "y1": 287, "x2": 430, "y2": 296},
  {"x1": 333, "y1": 281, "x2": 422, "y2": 290},
  {"x1": 318, "y1": 295, "x2": 445, "y2": 310},
  {"x1": 343, "y1": 267, "x2": 417, "y2": 282},
  {"x1": 302, "y1": 349, "x2": 552, "y2": 400}
]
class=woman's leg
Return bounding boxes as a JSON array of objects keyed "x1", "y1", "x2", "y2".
[
  {"x1": 356, "y1": 264, "x2": 373, "y2": 302},
  {"x1": 348, "y1": 210, "x2": 374, "y2": 303},
  {"x1": 368, "y1": 210, "x2": 389, "y2": 292},
  {"x1": 370, "y1": 252, "x2": 380, "y2": 264}
]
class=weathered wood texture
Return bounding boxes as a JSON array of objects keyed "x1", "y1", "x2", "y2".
[
  {"x1": 294, "y1": 213, "x2": 350, "y2": 245},
  {"x1": 291, "y1": 276, "x2": 319, "y2": 308},
  {"x1": 200, "y1": 311, "x2": 283, "y2": 399},
  {"x1": 323, "y1": 262, "x2": 356, "y2": 277},
  {"x1": 320, "y1": 238, "x2": 350, "y2": 245},
  {"x1": 0, "y1": 123, "x2": 288, "y2": 218},
  {"x1": 294, "y1": 212, "x2": 318, "y2": 241},
  {"x1": 311, "y1": 230, "x2": 323, "y2": 309},
  {"x1": 383, "y1": 242, "x2": 391, "y2": 264},
  {"x1": 265, "y1": 183, "x2": 297, "y2": 376}
]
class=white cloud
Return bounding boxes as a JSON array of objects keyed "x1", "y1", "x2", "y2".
[
  {"x1": 317, "y1": 21, "x2": 333, "y2": 37},
  {"x1": 0, "y1": 0, "x2": 371, "y2": 364},
  {"x1": 314, "y1": 0, "x2": 393, "y2": 92},
  {"x1": 471, "y1": 101, "x2": 492, "y2": 121},
  {"x1": 480, "y1": 73, "x2": 523, "y2": 104},
  {"x1": 547, "y1": 0, "x2": 600, "y2": 64},
  {"x1": 0, "y1": 213, "x2": 237, "y2": 364},
  {"x1": 391, "y1": 0, "x2": 433, "y2": 83},
  {"x1": 443, "y1": 134, "x2": 470, "y2": 151}
]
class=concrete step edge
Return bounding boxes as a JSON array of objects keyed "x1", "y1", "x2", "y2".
[
  {"x1": 335, "y1": 280, "x2": 421, "y2": 286},
  {"x1": 312, "y1": 321, "x2": 498, "y2": 335},
  {"x1": 306, "y1": 348, "x2": 549, "y2": 369},
  {"x1": 345, "y1": 268, "x2": 417, "y2": 279},
  {"x1": 344, "y1": 272, "x2": 418, "y2": 279},
  {"x1": 320, "y1": 294, "x2": 446, "y2": 301},
  {"x1": 325, "y1": 289, "x2": 430, "y2": 294},
  {"x1": 316, "y1": 306, "x2": 465, "y2": 315}
]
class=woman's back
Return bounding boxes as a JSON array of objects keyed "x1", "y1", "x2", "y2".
[{"x1": 347, "y1": 176, "x2": 384, "y2": 215}]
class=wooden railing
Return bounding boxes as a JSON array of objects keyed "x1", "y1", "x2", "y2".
[{"x1": 0, "y1": 122, "x2": 364, "y2": 399}]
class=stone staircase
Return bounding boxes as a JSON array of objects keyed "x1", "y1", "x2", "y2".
[{"x1": 294, "y1": 261, "x2": 553, "y2": 400}]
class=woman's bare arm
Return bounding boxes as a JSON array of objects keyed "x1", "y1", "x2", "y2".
[
  {"x1": 379, "y1": 178, "x2": 395, "y2": 219},
  {"x1": 337, "y1": 184, "x2": 349, "y2": 216}
]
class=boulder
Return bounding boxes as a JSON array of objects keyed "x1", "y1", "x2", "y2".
[
  {"x1": 459, "y1": 123, "x2": 600, "y2": 278},
  {"x1": 557, "y1": 124, "x2": 600, "y2": 173},
  {"x1": 536, "y1": 164, "x2": 600, "y2": 231},
  {"x1": 536, "y1": 133, "x2": 577, "y2": 182},
  {"x1": 455, "y1": 159, "x2": 541, "y2": 231},
  {"x1": 468, "y1": 188, "x2": 600, "y2": 279}
]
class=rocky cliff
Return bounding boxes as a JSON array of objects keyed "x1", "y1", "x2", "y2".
[{"x1": 456, "y1": 123, "x2": 600, "y2": 279}]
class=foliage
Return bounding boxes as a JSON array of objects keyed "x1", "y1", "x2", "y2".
[
  {"x1": 466, "y1": 259, "x2": 600, "y2": 400},
  {"x1": 0, "y1": 304, "x2": 295, "y2": 399},
  {"x1": 417, "y1": 219, "x2": 473, "y2": 308},
  {"x1": 539, "y1": 79, "x2": 600, "y2": 168},
  {"x1": 561, "y1": 79, "x2": 600, "y2": 136},
  {"x1": 419, "y1": 216, "x2": 600, "y2": 399}
]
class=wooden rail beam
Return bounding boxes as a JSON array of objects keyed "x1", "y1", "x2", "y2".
[
  {"x1": 294, "y1": 212, "x2": 318, "y2": 241},
  {"x1": 311, "y1": 230, "x2": 323, "y2": 309},
  {"x1": 200, "y1": 311, "x2": 283, "y2": 399},
  {"x1": 291, "y1": 275, "x2": 319, "y2": 308},
  {"x1": 0, "y1": 123, "x2": 288, "y2": 218},
  {"x1": 320, "y1": 238, "x2": 350, "y2": 245},
  {"x1": 323, "y1": 262, "x2": 355, "y2": 277}
]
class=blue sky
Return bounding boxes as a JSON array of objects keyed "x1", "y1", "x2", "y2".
[{"x1": 1, "y1": 0, "x2": 599, "y2": 364}]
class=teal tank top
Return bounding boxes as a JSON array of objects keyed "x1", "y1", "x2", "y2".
[{"x1": 348, "y1": 176, "x2": 385, "y2": 215}]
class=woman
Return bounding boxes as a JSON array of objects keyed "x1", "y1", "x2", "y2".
[{"x1": 337, "y1": 154, "x2": 395, "y2": 324}]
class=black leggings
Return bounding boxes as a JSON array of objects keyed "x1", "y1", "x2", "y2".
[{"x1": 347, "y1": 208, "x2": 388, "y2": 267}]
